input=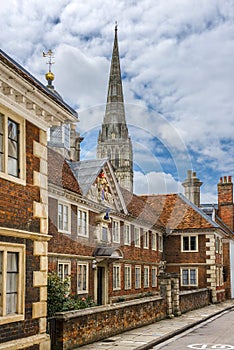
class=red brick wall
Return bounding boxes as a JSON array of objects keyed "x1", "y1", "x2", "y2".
[
  {"x1": 0, "y1": 121, "x2": 40, "y2": 232},
  {"x1": 50, "y1": 295, "x2": 167, "y2": 349},
  {"x1": 0, "y1": 121, "x2": 41, "y2": 344},
  {"x1": 164, "y1": 234, "x2": 207, "y2": 264}
]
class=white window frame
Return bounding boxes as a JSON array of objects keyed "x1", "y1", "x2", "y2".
[
  {"x1": 134, "y1": 227, "x2": 141, "y2": 248},
  {"x1": 152, "y1": 232, "x2": 157, "y2": 251},
  {"x1": 58, "y1": 202, "x2": 70, "y2": 233},
  {"x1": 0, "y1": 243, "x2": 25, "y2": 325},
  {"x1": 144, "y1": 266, "x2": 149, "y2": 288},
  {"x1": 78, "y1": 208, "x2": 89, "y2": 237},
  {"x1": 77, "y1": 262, "x2": 89, "y2": 294},
  {"x1": 181, "y1": 268, "x2": 198, "y2": 286},
  {"x1": 124, "y1": 224, "x2": 131, "y2": 245},
  {"x1": 124, "y1": 264, "x2": 131, "y2": 290},
  {"x1": 181, "y1": 235, "x2": 198, "y2": 252},
  {"x1": 143, "y1": 231, "x2": 149, "y2": 249},
  {"x1": 0, "y1": 111, "x2": 26, "y2": 185},
  {"x1": 152, "y1": 267, "x2": 157, "y2": 287},
  {"x1": 135, "y1": 265, "x2": 141, "y2": 289},
  {"x1": 112, "y1": 220, "x2": 120, "y2": 243},
  {"x1": 158, "y1": 234, "x2": 163, "y2": 251},
  {"x1": 113, "y1": 264, "x2": 121, "y2": 290},
  {"x1": 58, "y1": 261, "x2": 71, "y2": 282}
]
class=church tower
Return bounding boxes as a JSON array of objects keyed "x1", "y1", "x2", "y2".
[{"x1": 97, "y1": 25, "x2": 133, "y2": 193}]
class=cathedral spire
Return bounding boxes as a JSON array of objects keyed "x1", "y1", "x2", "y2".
[
  {"x1": 106, "y1": 23, "x2": 124, "y2": 105},
  {"x1": 97, "y1": 25, "x2": 133, "y2": 193}
]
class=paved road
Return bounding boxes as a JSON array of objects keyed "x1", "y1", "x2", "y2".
[{"x1": 151, "y1": 309, "x2": 234, "y2": 350}]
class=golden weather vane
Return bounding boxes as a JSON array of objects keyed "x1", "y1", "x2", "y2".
[
  {"x1": 43, "y1": 49, "x2": 55, "y2": 85},
  {"x1": 42, "y1": 49, "x2": 55, "y2": 72}
]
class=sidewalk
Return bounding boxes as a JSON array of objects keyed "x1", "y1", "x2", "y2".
[{"x1": 79, "y1": 300, "x2": 234, "y2": 350}]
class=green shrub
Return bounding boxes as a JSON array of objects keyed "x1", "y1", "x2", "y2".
[{"x1": 47, "y1": 272, "x2": 95, "y2": 317}]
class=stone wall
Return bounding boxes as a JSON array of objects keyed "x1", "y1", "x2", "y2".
[
  {"x1": 180, "y1": 288, "x2": 210, "y2": 314},
  {"x1": 49, "y1": 295, "x2": 167, "y2": 350}
]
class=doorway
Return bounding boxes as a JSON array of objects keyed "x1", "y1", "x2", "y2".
[{"x1": 97, "y1": 266, "x2": 105, "y2": 305}]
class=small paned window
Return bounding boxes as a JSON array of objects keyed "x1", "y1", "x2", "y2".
[
  {"x1": 58, "y1": 203, "x2": 69, "y2": 233},
  {"x1": 112, "y1": 220, "x2": 120, "y2": 243},
  {"x1": 181, "y1": 268, "x2": 198, "y2": 286},
  {"x1": 58, "y1": 262, "x2": 70, "y2": 282},
  {"x1": 124, "y1": 265, "x2": 131, "y2": 290},
  {"x1": 124, "y1": 224, "x2": 131, "y2": 245},
  {"x1": 152, "y1": 267, "x2": 157, "y2": 287},
  {"x1": 78, "y1": 209, "x2": 88, "y2": 237},
  {"x1": 182, "y1": 236, "x2": 198, "y2": 252},
  {"x1": 102, "y1": 227, "x2": 108, "y2": 242},
  {"x1": 0, "y1": 113, "x2": 25, "y2": 183},
  {"x1": 144, "y1": 266, "x2": 149, "y2": 288},
  {"x1": 158, "y1": 234, "x2": 163, "y2": 251},
  {"x1": 0, "y1": 244, "x2": 25, "y2": 324},
  {"x1": 134, "y1": 227, "x2": 140, "y2": 248},
  {"x1": 77, "y1": 263, "x2": 88, "y2": 294},
  {"x1": 135, "y1": 266, "x2": 141, "y2": 289},
  {"x1": 8, "y1": 119, "x2": 19, "y2": 177},
  {"x1": 113, "y1": 264, "x2": 121, "y2": 290},
  {"x1": 143, "y1": 231, "x2": 149, "y2": 249},
  {"x1": 152, "y1": 233, "x2": 157, "y2": 251}
]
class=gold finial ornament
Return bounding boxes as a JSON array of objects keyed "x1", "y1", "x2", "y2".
[{"x1": 45, "y1": 71, "x2": 54, "y2": 81}]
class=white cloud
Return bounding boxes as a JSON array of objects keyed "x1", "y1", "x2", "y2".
[
  {"x1": 0, "y1": 0, "x2": 233, "y2": 201},
  {"x1": 134, "y1": 171, "x2": 183, "y2": 195}
]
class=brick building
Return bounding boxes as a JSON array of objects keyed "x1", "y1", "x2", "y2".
[
  {"x1": 47, "y1": 148, "x2": 164, "y2": 305},
  {"x1": 141, "y1": 192, "x2": 230, "y2": 303},
  {"x1": 0, "y1": 50, "x2": 77, "y2": 349}
]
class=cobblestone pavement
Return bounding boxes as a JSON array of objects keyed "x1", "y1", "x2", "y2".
[{"x1": 78, "y1": 300, "x2": 234, "y2": 350}]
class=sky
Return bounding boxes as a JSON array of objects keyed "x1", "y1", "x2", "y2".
[{"x1": 1, "y1": 0, "x2": 234, "y2": 203}]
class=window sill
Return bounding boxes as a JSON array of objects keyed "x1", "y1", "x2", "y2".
[
  {"x1": 0, "y1": 313, "x2": 24, "y2": 325},
  {"x1": 0, "y1": 172, "x2": 26, "y2": 186}
]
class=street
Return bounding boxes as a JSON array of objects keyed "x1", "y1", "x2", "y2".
[{"x1": 152, "y1": 309, "x2": 234, "y2": 350}]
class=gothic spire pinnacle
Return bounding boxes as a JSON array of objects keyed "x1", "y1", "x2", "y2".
[
  {"x1": 106, "y1": 23, "x2": 124, "y2": 105},
  {"x1": 97, "y1": 26, "x2": 133, "y2": 193}
]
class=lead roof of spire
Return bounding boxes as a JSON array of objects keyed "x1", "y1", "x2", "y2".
[
  {"x1": 107, "y1": 23, "x2": 124, "y2": 104},
  {"x1": 104, "y1": 24, "x2": 127, "y2": 125}
]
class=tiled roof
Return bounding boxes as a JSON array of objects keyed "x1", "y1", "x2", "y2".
[
  {"x1": 48, "y1": 148, "x2": 82, "y2": 195},
  {"x1": 120, "y1": 187, "x2": 164, "y2": 229},
  {"x1": 140, "y1": 193, "x2": 218, "y2": 231}
]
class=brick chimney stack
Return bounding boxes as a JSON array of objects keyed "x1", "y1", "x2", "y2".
[
  {"x1": 217, "y1": 176, "x2": 234, "y2": 231},
  {"x1": 182, "y1": 170, "x2": 203, "y2": 207}
]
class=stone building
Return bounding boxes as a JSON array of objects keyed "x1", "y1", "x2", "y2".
[
  {"x1": 0, "y1": 49, "x2": 77, "y2": 349},
  {"x1": 97, "y1": 25, "x2": 133, "y2": 193}
]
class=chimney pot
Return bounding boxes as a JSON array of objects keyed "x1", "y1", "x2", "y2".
[{"x1": 228, "y1": 175, "x2": 232, "y2": 183}]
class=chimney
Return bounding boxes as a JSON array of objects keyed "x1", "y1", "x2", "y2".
[
  {"x1": 182, "y1": 170, "x2": 203, "y2": 207},
  {"x1": 217, "y1": 176, "x2": 234, "y2": 231}
]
